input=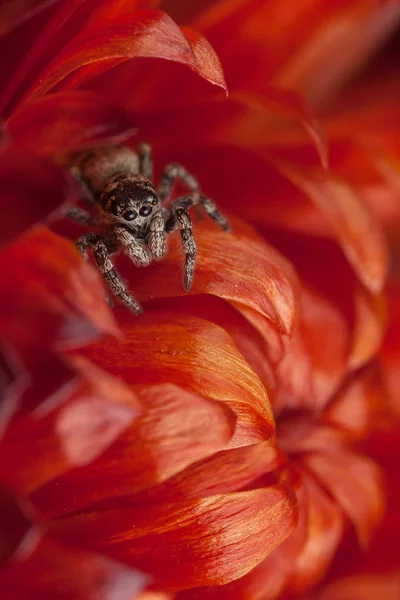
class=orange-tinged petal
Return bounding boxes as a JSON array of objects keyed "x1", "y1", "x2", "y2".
[
  {"x1": 0, "y1": 227, "x2": 118, "y2": 351},
  {"x1": 81, "y1": 309, "x2": 275, "y2": 446},
  {"x1": 23, "y1": 10, "x2": 226, "y2": 102},
  {"x1": 6, "y1": 91, "x2": 136, "y2": 156},
  {"x1": 0, "y1": 356, "x2": 141, "y2": 493},
  {"x1": 29, "y1": 382, "x2": 235, "y2": 516},
  {"x1": 120, "y1": 219, "x2": 296, "y2": 335},
  {"x1": 131, "y1": 441, "x2": 284, "y2": 503},
  {"x1": 285, "y1": 471, "x2": 345, "y2": 596},
  {"x1": 270, "y1": 158, "x2": 389, "y2": 294},
  {"x1": 300, "y1": 451, "x2": 384, "y2": 547},
  {"x1": 325, "y1": 362, "x2": 389, "y2": 437},
  {"x1": 0, "y1": 147, "x2": 74, "y2": 249},
  {"x1": 0, "y1": 535, "x2": 149, "y2": 600},
  {"x1": 49, "y1": 479, "x2": 297, "y2": 589},
  {"x1": 274, "y1": 285, "x2": 348, "y2": 413},
  {"x1": 349, "y1": 285, "x2": 387, "y2": 369},
  {"x1": 176, "y1": 475, "x2": 305, "y2": 600}
]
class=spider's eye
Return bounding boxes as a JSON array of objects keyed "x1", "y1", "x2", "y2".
[
  {"x1": 123, "y1": 210, "x2": 137, "y2": 221},
  {"x1": 151, "y1": 197, "x2": 158, "y2": 205},
  {"x1": 139, "y1": 205, "x2": 152, "y2": 217}
]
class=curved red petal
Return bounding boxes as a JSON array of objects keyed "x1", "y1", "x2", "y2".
[
  {"x1": 270, "y1": 158, "x2": 389, "y2": 294},
  {"x1": 49, "y1": 479, "x2": 297, "y2": 589},
  {"x1": 120, "y1": 219, "x2": 296, "y2": 335},
  {"x1": 6, "y1": 91, "x2": 136, "y2": 155},
  {"x1": 0, "y1": 227, "x2": 118, "y2": 352},
  {"x1": 81, "y1": 309, "x2": 275, "y2": 446},
  {"x1": 24, "y1": 10, "x2": 226, "y2": 102},
  {"x1": 301, "y1": 451, "x2": 384, "y2": 547},
  {"x1": 0, "y1": 535, "x2": 148, "y2": 599},
  {"x1": 0, "y1": 356, "x2": 141, "y2": 493},
  {"x1": 29, "y1": 382, "x2": 235, "y2": 516},
  {"x1": 285, "y1": 470, "x2": 345, "y2": 596},
  {"x1": 274, "y1": 285, "x2": 348, "y2": 414},
  {"x1": 349, "y1": 285, "x2": 387, "y2": 370},
  {"x1": 0, "y1": 147, "x2": 74, "y2": 249},
  {"x1": 131, "y1": 441, "x2": 284, "y2": 503},
  {"x1": 325, "y1": 362, "x2": 389, "y2": 438}
]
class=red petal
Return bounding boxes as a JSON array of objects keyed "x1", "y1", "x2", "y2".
[
  {"x1": 120, "y1": 219, "x2": 296, "y2": 335},
  {"x1": 325, "y1": 362, "x2": 389, "y2": 438},
  {"x1": 30, "y1": 382, "x2": 235, "y2": 516},
  {"x1": 349, "y1": 285, "x2": 387, "y2": 370},
  {"x1": 131, "y1": 441, "x2": 284, "y2": 503},
  {"x1": 23, "y1": 10, "x2": 226, "y2": 102},
  {"x1": 0, "y1": 227, "x2": 118, "y2": 352},
  {"x1": 80, "y1": 310, "x2": 275, "y2": 446},
  {"x1": 285, "y1": 470, "x2": 345, "y2": 596},
  {"x1": 273, "y1": 285, "x2": 348, "y2": 414},
  {"x1": 6, "y1": 91, "x2": 136, "y2": 155},
  {"x1": 0, "y1": 356, "x2": 141, "y2": 493},
  {"x1": 301, "y1": 451, "x2": 384, "y2": 547},
  {"x1": 0, "y1": 147, "x2": 74, "y2": 249},
  {"x1": 270, "y1": 158, "x2": 389, "y2": 294},
  {"x1": 310, "y1": 572, "x2": 400, "y2": 600},
  {"x1": 0, "y1": 484, "x2": 36, "y2": 567},
  {"x1": 0, "y1": 535, "x2": 148, "y2": 599},
  {"x1": 49, "y1": 479, "x2": 297, "y2": 589}
]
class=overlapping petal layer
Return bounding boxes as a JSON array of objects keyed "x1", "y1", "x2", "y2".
[{"x1": 0, "y1": 0, "x2": 398, "y2": 598}]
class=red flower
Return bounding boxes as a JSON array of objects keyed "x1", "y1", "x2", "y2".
[{"x1": 0, "y1": 1, "x2": 398, "y2": 598}]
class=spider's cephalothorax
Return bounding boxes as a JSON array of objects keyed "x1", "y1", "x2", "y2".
[{"x1": 66, "y1": 143, "x2": 230, "y2": 314}]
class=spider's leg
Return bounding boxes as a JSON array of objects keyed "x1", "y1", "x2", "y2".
[
  {"x1": 148, "y1": 211, "x2": 167, "y2": 260},
  {"x1": 76, "y1": 233, "x2": 100, "y2": 261},
  {"x1": 167, "y1": 204, "x2": 196, "y2": 291},
  {"x1": 158, "y1": 163, "x2": 200, "y2": 205},
  {"x1": 167, "y1": 194, "x2": 230, "y2": 232},
  {"x1": 66, "y1": 206, "x2": 95, "y2": 227},
  {"x1": 197, "y1": 194, "x2": 230, "y2": 232},
  {"x1": 93, "y1": 240, "x2": 143, "y2": 315},
  {"x1": 70, "y1": 165, "x2": 96, "y2": 207},
  {"x1": 138, "y1": 142, "x2": 153, "y2": 180}
]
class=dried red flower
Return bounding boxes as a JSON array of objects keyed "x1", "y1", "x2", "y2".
[{"x1": 0, "y1": 1, "x2": 399, "y2": 599}]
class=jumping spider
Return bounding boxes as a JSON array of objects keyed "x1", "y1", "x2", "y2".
[{"x1": 66, "y1": 143, "x2": 230, "y2": 314}]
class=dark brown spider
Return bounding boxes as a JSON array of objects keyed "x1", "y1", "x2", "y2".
[{"x1": 66, "y1": 143, "x2": 230, "y2": 314}]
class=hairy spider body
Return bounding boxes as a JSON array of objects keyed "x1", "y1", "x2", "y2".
[{"x1": 66, "y1": 144, "x2": 230, "y2": 314}]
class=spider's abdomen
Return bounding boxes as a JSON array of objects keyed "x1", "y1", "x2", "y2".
[{"x1": 73, "y1": 146, "x2": 140, "y2": 193}]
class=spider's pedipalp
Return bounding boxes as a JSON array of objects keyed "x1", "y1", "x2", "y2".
[
  {"x1": 114, "y1": 227, "x2": 152, "y2": 267},
  {"x1": 149, "y1": 211, "x2": 167, "y2": 259}
]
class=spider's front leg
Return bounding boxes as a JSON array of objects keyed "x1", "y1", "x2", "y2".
[
  {"x1": 93, "y1": 239, "x2": 143, "y2": 315},
  {"x1": 166, "y1": 204, "x2": 196, "y2": 291}
]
